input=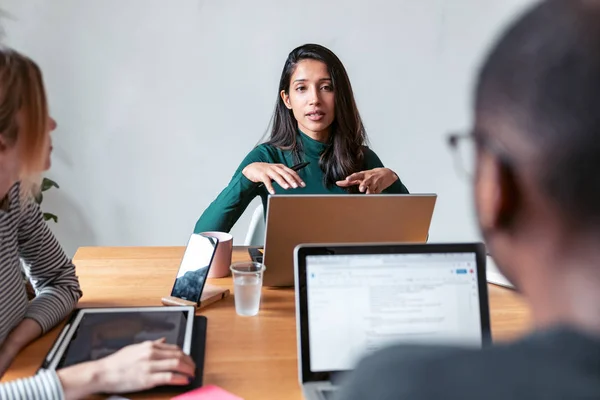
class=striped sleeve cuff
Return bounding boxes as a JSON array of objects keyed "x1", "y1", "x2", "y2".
[
  {"x1": 0, "y1": 369, "x2": 65, "y2": 400},
  {"x1": 25, "y1": 288, "x2": 78, "y2": 333}
]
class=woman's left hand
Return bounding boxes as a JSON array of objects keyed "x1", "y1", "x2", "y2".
[
  {"x1": 0, "y1": 342, "x2": 19, "y2": 378},
  {"x1": 0, "y1": 319, "x2": 43, "y2": 378},
  {"x1": 336, "y1": 168, "x2": 398, "y2": 194}
]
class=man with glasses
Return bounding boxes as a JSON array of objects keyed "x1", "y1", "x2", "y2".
[{"x1": 336, "y1": 0, "x2": 600, "y2": 398}]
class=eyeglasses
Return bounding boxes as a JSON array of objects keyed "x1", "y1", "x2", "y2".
[
  {"x1": 447, "y1": 133, "x2": 476, "y2": 180},
  {"x1": 447, "y1": 131, "x2": 515, "y2": 180}
]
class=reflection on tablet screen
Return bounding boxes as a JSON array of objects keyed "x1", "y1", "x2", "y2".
[{"x1": 59, "y1": 311, "x2": 188, "y2": 368}]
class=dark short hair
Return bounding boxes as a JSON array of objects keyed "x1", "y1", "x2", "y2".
[{"x1": 476, "y1": 0, "x2": 600, "y2": 227}]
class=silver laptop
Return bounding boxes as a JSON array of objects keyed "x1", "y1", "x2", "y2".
[
  {"x1": 260, "y1": 194, "x2": 437, "y2": 287},
  {"x1": 293, "y1": 242, "x2": 492, "y2": 400},
  {"x1": 487, "y1": 255, "x2": 515, "y2": 289}
]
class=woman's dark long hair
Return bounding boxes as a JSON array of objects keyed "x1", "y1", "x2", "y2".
[{"x1": 264, "y1": 44, "x2": 368, "y2": 193}]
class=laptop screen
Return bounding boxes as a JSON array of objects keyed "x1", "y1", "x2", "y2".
[{"x1": 305, "y1": 251, "x2": 483, "y2": 373}]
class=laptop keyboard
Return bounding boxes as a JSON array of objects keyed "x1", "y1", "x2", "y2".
[{"x1": 320, "y1": 389, "x2": 336, "y2": 400}]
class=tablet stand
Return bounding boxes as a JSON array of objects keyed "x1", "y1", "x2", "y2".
[{"x1": 161, "y1": 284, "x2": 229, "y2": 310}]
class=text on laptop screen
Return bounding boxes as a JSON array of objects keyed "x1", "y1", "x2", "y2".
[{"x1": 305, "y1": 252, "x2": 482, "y2": 372}]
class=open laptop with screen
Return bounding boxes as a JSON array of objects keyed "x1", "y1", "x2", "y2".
[
  {"x1": 258, "y1": 194, "x2": 437, "y2": 287},
  {"x1": 293, "y1": 242, "x2": 492, "y2": 400}
]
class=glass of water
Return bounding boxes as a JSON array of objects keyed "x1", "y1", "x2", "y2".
[{"x1": 230, "y1": 261, "x2": 266, "y2": 316}]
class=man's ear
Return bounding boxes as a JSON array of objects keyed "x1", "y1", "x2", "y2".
[
  {"x1": 496, "y1": 160, "x2": 520, "y2": 228},
  {"x1": 477, "y1": 154, "x2": 520, "y2": 232},
  {"x1": 280, "y1": 90, "x2": 292, "y2": 110},
  {"x1": 0, "y1": 135, "x2": 10, "y2": 153}
]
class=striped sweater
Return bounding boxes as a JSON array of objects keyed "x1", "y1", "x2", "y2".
[{"x1": 0, "y1": 183, "x2": 82, "y2": 399}]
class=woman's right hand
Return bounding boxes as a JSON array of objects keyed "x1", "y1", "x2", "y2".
[
  {"x1": 58, "y1": 339, "x2": 195, "y2": 400},
  {"x1": 242, "y1": 162, "x2": 306, "y2": 195}
]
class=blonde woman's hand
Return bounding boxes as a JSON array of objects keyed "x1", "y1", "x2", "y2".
[
  {"x1": 336, "y1": 168, "x2": 399, "y2": 194},
  {"x1": 0, "y1": 319, "x2": 43, "y2": 378},
  {"x1": 57, "y1": 338, "x2": 195, "y2": 400},
  {"x1": 242, "y1": 162, "x2": 306, "y2": 195}
]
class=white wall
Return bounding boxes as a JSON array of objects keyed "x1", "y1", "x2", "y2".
[{"x1": 2, "y1": 0, "x2": 534, "y2": 256}]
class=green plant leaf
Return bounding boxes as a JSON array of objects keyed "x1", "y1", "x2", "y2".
[
  {"x1": 37, "y1": 178, "x2": 59, "y2": 222},
  {"x1": 43, "y1": 212, "x2": 58, "y2": 223},
  {"x1": 41, "y1": 178, "x2": 59, "y2": 192}
]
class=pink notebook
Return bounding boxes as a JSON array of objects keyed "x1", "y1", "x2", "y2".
[{"x1": 171, "y1": 385, "x2": 243, "y2": 400}]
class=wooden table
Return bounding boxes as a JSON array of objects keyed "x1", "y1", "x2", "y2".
[{"x1": 3, "y1": 246, "x2": 532, "y2": 399}]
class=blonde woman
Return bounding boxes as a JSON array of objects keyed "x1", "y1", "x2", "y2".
[{"x1": 0, "y1": 47, "x2": 195, "y2": 399}]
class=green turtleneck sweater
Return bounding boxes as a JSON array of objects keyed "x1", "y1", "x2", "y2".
[{"x1": 194, "y1": 132, "x2": 409, "y2": 233}]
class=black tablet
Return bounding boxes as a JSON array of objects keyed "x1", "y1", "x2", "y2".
[{"x1": 41, "y1": 306, "x2": 194, "y2": 370}]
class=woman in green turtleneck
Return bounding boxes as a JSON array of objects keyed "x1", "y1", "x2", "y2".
[{"x1": 194, "y1": 43, "x2": 409, "y2": 234}]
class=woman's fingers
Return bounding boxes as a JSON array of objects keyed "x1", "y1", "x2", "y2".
[
  {"x1": 267, "y1": 170, "x2": 292, "y2": 190},
  {"x1": 149, "y1": 357, "x2": 195, "y2": 378},
  {"x1": 274, "y1": 168, "x2": 298, "y2": 189},
  {"x1": 146, "y1": 345, "x2": 196, "y2": 387},
  {"x1": 359, "y1": 180, "x2": 369, "y2": 193},
  {"x1": 368, "y1": 177, "x2": 383, "y2": 194},
  {"x1": 262, "y1": 165, "x2": 306, "y2": 192},
  {"x1": 277, "y1": 165, "x2": 306, "y2": 187},
  {"x1": 152, "y1": 338, "x2": 178, "y2": 350},
  {"x1": 366, "y1": 184, "x2": 380, "y2": 194},
  {"x1": 243, "y1": 162, "x2": 310, "y2": 192},
  {"x1": 360, "y1": 176, "x2": 376, "y2": 193},
  {"x1": 150, "y1": 348, "x2": 195, "y2": 366},
  {"x1": 337, "y1": 171, "x2": 367, "y2": 188},
  {"x1": 346, "y1": 172, "x2": 365, "y2": 182},
  {"x1": 149, "y1": 371, "x2": 191, "y2": 387},
  {"x1": 336, "y1": 179, "x2": 360, "y2": 187},
  {"x1": 260, "y1": 173, "x2": 276, "y2": 195}
]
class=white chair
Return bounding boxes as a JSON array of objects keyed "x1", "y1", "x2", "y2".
[{"x1": 243, "y1": 204, "x2": 266, "y2": 246}]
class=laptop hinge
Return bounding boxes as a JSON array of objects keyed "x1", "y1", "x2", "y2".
[{"x1": 330, "y1": 371, "x2": 348, "y2": 386}]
